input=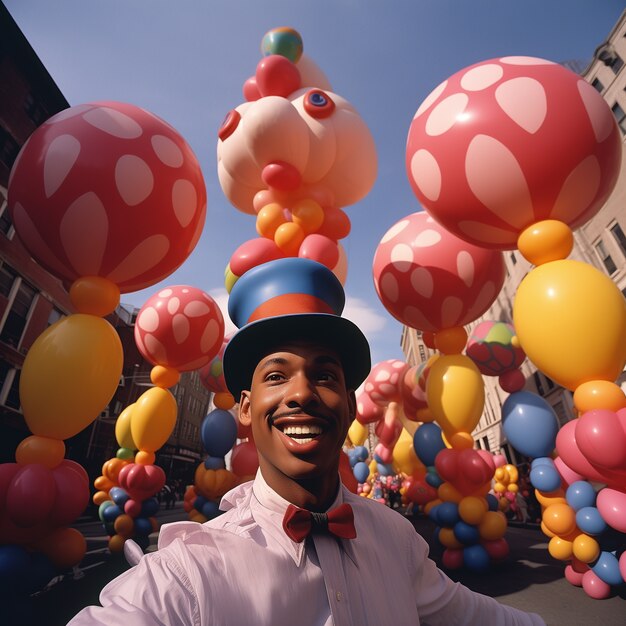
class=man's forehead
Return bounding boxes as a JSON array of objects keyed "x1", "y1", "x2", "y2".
[{"x1": 255, "y1": 340, "x2": 342, "y2": 368}]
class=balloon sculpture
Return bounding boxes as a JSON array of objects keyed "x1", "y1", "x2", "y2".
[
  {"x1": 2, "y1": 100, "x2": 207, "y2": 589},
  {"x1": 96, "y1": 284, "x2": 225, "y2": 552},
  {"x1": 217, "y1": 27, "x2": 377, "y2": 290},
  {"x1": 406, "y1": 56, "x2": 625, "y2": 596}
]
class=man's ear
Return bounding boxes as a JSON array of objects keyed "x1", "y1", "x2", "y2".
[
  {"x1": 238, "y1": 390, "x2": 252, "y2": 427},
  {"x1": 347, "y1": 389, "x2": 357, "y2": 421}
]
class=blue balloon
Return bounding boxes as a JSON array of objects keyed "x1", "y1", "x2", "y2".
[
  {"x1": 425, "y1": 472, "x2": 444, "y2": 488},
  {"x1": 204, "y1": 456, "x2": 226, "y2": 470},
  {"x1": 566, "y1": 481, "x2": 597, "y2": 511},
  {"x1": 201, "y1": 500, "x2": 222, "y2": 520},
  {"x1": 134, "y1": 517, "x2": 153, "y2": 536},
  {"x1": 98, "y1": 500, "x2": 114, "y2": 522},
  {"x1": 486, "y1": 493, "x2": 499, "y2": 511},
  {"x1": 201, "y1": 409, "x2": 238, "y2": 457},
  {"x1": 109, "y1": 486, "x2": 129, "y2": 507},
  {"x1": 530, "y1": 460, "x2": 561, "y2": 492},
  {"x1": 413, "y1": 423, "x2": 446, "y2": 467},
  {"x1": 576, "y1": 507, "x2": 607, "y2": 536},
  {"x1": 140, "y1": 497, "x2": 159, "y2": 517},
  {"x1": 454, "y1": 521, "x2": 480, "y2": 546},
  {"x1": 591, "y1": 551, "x2": 623, "y2": 586},
  {"x1": 429, "y1": 505, "x2": 442, "y2": 525},
  {"x1": 531, "y1": 457, "x2": 554, "y2": 468},
  {"x1": 378, "y1": 463, "x2": 394, "y2": 477},
  {"x1": 353, "y1": 461, "x2": 370, "y2": 484},
  {"x1": 193, "y1": 496, "x2": 208, "y2": 511},
  {"x1": 0, "y1": 545, "x2": 30, "y2": 589},
  {"x1": 463, "y1": 544, "x2": 490, "y2": 572},
  {"x1": 102, "y1": 504, "x2": 123, "y2": 523},
  {"x1": 502, "y1": 391, "x2": 559, "y2": 458},
  {"x1": 354, "y1": 446, "x2": 369, "y2": 462},
  {"x1": 438, "y1": 502, "x2": 460, "y2": 527}
]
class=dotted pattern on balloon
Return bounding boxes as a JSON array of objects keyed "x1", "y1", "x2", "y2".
[
  {"x1": 405, "y1": 55, "x2": 626, "y2": 597},
  {"x1": 218, "y1": 27, "x2": 377, "y2": 291},
  {"x1": 3, "y1": 101, "x2": 207, "y2": 587}
]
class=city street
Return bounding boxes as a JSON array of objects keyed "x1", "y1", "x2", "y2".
[{"x1": 24, "y1": 504, "x2": 625, "y2": 625}]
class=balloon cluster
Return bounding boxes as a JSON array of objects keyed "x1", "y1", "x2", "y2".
[
  {"x1": 3, "y1": 101, "x2": 206, "y2": 588},
  {"x1": 218, "y1": 27, "x2": 377, "y2": 290},
  {"x1": 404, "y1": 56, "x2": 625, "y2": 597}
]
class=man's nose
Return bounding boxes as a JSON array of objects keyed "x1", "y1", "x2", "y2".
[{"x1": 285, "y1": 372, "x2": 319, "y2": 407}]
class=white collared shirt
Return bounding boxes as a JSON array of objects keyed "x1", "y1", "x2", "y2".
[{"x1": 69, "y1": 471, "x2": 546, "y2": 625}]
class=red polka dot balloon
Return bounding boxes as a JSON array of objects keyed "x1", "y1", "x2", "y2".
[
  {"x1": 134, "y1": 286, "x2": 224, "y2": 372},
  {"x1": 406, "y1": 57, "x2": 621, "y2": 249},
  {"x1": 373, "y1": 212, "x2": 505, "y2": 333},
  {"x1": 8, "y1": 102, "x2": 207, "y2": 292}
]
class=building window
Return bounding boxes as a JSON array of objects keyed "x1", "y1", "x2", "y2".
[
  {"x1": 591, "y1": 77, "x2": 604, "y2": 92},
  {"x1": 595, "y1": 240, "x2": 617, "y2": 274},
  {"x1": 609, "y1": 53, "x2": 624, "y2": 74},
  {"x1": 47, "y1": 308, "x2": 64, "y2": 326},
  {"x1": 510, "y1": 253, "x2": 517, "y2": 265},
  {"x1": 24, "y1": 93, "x2": 47, "y2": 126},
  {"x1": 612, "y1": 102, "x2": 626, "y2": 134},
  {"x1": 610, "y1": 223, "x2": 626, "y2": 257},
  {"x1": 0, "y1": 280, "x2": 37, "y2": 348},
  {"x1": 482, "y1": 436, "x2": 490, "y2": 452},
  {"x1": 0, "y1": 188, "x2": 11, "y2": 236},
  {"x1": 0, "y1": 125, "x2": 20, "y2": 169}
]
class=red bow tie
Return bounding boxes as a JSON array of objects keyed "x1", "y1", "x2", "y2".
[{"x1": 282, "y1": 503, "x2": 356, "y2": 543}]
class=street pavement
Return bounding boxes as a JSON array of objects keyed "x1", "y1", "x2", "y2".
[{"x1": 23, "y1": 504, "x2": 626, "y2": 625}]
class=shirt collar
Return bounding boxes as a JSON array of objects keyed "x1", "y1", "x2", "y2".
[{"x1": 250, "y1": 469, "x2": 348, "y2": 567}]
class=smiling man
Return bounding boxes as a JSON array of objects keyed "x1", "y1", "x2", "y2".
[{"x1": 69, "y1": 259, "x2": 545, "y2": 625}]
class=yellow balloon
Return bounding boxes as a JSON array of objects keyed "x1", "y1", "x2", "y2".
[
  {"x1": 459, "y1": 496, "x2": 487, "y2": 525},
  {"x1": 348, "y1": 419, "x2": 368, "y2": 446},
  {"x1": 572, "y1": 534, "x2": 600, "y2": 563},
  {"x1": 513, "y1": 260, "x2": 626, "y2": 390},
  {"x1": 115, "y1": 404, "x2": 137, "y2": 450},
  {"x1": 368, "y1": 459, "x2": 378, "y2": 475},
  {"x1": 426, "y1": 354, "x2": 485, "y2": 436},
  {"x1": 392, "y1": 437, "x2": 422, "y2": 475},
  {"x1": 20, "y1": 314, "x2": 123, "y2": 440},
  {"x1": 131, "y1": 387, "x2": 178, "y2": 452},
  {"x1": 548, "y1": 536, "x2": 573, "y2": 561}
]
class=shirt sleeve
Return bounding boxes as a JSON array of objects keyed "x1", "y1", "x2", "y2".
[
  {"x1": 408, "y1": 533, "x2": 546, "y2": 626},
  {"x1": 66, "y1": 549, "x2": 200, "y2": 626}
]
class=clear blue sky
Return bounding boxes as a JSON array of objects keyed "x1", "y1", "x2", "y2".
[{"x1": 5, "y1": 0, "x2": 625, "y2": 366}]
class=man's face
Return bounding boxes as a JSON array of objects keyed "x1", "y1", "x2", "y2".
[{"x1": 239, "y1": 341, "x2": 356, "y2": 482}]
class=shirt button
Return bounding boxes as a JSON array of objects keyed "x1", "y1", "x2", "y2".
[{"x1": 336, "y1": 591, "x2": 342, "y2": 602}]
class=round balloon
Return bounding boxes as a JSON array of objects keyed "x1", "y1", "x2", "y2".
[
  {"x1": 406, "y1": 57, "x2": 621, "y2": 249},
  {"x1": 373, "y1": 212, "x2": 505, "y2": 333},
  {"x1": 201, "y1": 409, "x2": 238, "y2": 458},
  {"x1": 8, "y1": 101, "x2": 207, "y2": 292}
]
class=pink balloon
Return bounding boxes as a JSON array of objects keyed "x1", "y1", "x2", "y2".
[
  {"x1": 6, "y1": 464, "x2": 56, "y2": 527},
  {"x1": 243, "y1": 76, "x2": 261, "y2": 101},
  {"x1": 229, "y1": 237, "x2": 285, "y2": 277},
  {"x1": 255, "y1": 55, "x2": 301, "y2": 98},
  {"x1": 492, "y1": 454, "x2": 507, "y2": 468},
  {"x1": 582, "y1": 570, "x2": 611, "y2": 600},
  {"x1": 356, "y1": 392, "x2": 385, "y2": 425},
  {"x1": 299, "y1": 234, "x2": 339, "y2": 269},
  {"x1": 49, "y1": 460, "x2": 90, "y2": 526},
  {"x1": 0, "y1": 463, "x2": 20, "y2": 510},
  {"x1": 575, "y1": 409, "x2": 626, "y2": 469},
  {"x1": 118, "y1": 463, "x2": 166, "y2": 502},
  {"x1": 124, "y1": 499, "x2": 142, "y2": 517},
  {"x1": 553, "y1": 456, "x2": 585, "y2": 487},
  {"x1": 374, "y1": 443, "x2": 394, "y2": 465},
  {"x1": 619, "y1": 551, "x2": 626, "y2": 583},
  {"x1": 596, "y1": 487, "x2": 626, "y2": 533},
  {"x1": 564, "y1": 564, "x2": 584, "y2": 587}
]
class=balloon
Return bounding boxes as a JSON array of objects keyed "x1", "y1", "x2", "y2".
[
  {"x1": 201, "y1": 410, "x2": 238, "y2": 457},
  {"x1": 458, "y1": 496, "x2": 488, "y2": 525},
  {"x1": 596, "y1": 488, "x2": 626, "y2": 533},
  {"x1": 6, "y1": 464, "x2": 56, "y2": 527},
  {"x1": 201, "y1": 501, "x2": 222, "y2": 520},
  {"x1": 437, "y1": 502, "x2": 460, "y2": 527},
  {"x1": 542, "y1": 503, "x2": 576, "y2": 537},
  {"x1": 582, "y1": 570, "x2": 611, "y2": 600},
  {"x1": 195, "y1": 467, "x2": 239, "y2": 500},
  {"x1": 115, "y1": 404, "x2": 137, "y2": 450},
  {"x1": 513, "y1": 260, "x2": 626, "y2": 391},
  {"x1": 118, "y1": 463, "x2": 166, "y2": 502},
  {"x1": 482, "y1": 538, "x2": 510, "y2": 561},
  {"x1": 466, "y1": 321, "x2": 525, "y2": 376},
  {"x1": 230, "y1": 441, "x2": 259, "y2": 478},
  {"x1": 49, "y1": 459, "x2": 90, "y2": 526},
  {"x1": 442, "y1": 548, "x2": 463, "y2": 570},
  {"x1": 591, "y1": 551, "x2": 623, "y2": 586},
  {"x1": 564, "y1": 564, "x2": 585, "y2": 587},
  {"x1": 575, "y1": 507, "x2": 607, "y2": 536},
  {"x1": 8, "y1": 101, "x2": 207, "y2": 292},
  {"x1": 261, "y1": 27, "x2": 303, "y2": 63},
  {"x1": 353, "y1": 462, "x2": 370, "y2": 484},
  {"x1": 502, "y1": 391, "x2": 559, "y2": 458},
  {"x1": 575, "y1": 409, "x2": 626, "y2": 469},
  {"x1": 229, "y1": 237, "x2": 284, "y2": 278},
  {"x1": 14, "y1": 435, "x2": 65, "y2": 469},
  {"x1": 566, "y1": 481, "x2": 597, "y2": 511},
  {"x1": 372, "y1": 212, "x2": 505, "y2": 333},
  {"x1": 114, "y1": 514, "x2": 135, "y2": 538},
  {"x1": 454, "y1": 521, "x2": 480, "y2": 545},
  {"x1": 406, "y1": 58, "x2": 621, "y2": 249},
  {"x1": 573, "y1": 534, "x2": 600, "y2": 563},
  {"x1": 20, "y1": 314, "x2": 123, "y2": 440},
  {"x1": 299, "y1": 233, "x2": 339, "y2": 270},
  {"x1": 392, "y1": 436, "x2": 423, "y2": 476},
  {"x1": 317, "y1": 207, "x2": 352, "y2": 241},
  {"x1": 548, "y1": 536, "x2": 573, "y2": 561},
  {"x1": 405, "y1": 479, "x2": 438, "y2": 505},
  {"x1": 255, "y1": 55, "x2": 301, "y2": 98},
  {"x1": 131, "y1": 387, "x2": 178, "y2": 453},
  {"x1": 437, "y1": 528, "x2": 463, "y2": 550},
  {"x1": 412, "y1": 423, "x2": 446, "y2": 467},
  {"x1": 463, "y1": 544, "x2": 490, "y2": 572},
  {"x1": 134, "y1": 286, "x2": 225, "y2": 372},
  {"x1": 478, "y1": 511, "x2": 507, "y2": 541},
  {"x1": 38, "y1": 527, "x2": 86, "y2": 569},
  {"x1": 426, "y1": 354, "x2": 484, "y2": 441},
  {"x1": 347, "y1": 420, "x2": 368, "y2": 447},
  {"x1": 529, "y1": 460, "x2": 561, "y2": 493}
]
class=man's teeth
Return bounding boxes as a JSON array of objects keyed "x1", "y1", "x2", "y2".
[{"x1": 282, "y1": 425, "x2": 323, "y2": 439}]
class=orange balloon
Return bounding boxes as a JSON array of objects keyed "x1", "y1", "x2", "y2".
[
  {"x1": 94, "y1": 475, "x2": 115, "y2": 492},
  {"x1": 438, "y1": 482, "x2": 463, "y2": 504},
  {"x1": 542, "y1": 503, "x2": 577, "y2": 536},
  {"x1": 114, "y1": 514, "x2": 135, "y2": 538},
  {"x1": 214, "y1": 392, "x2": 236, "y2": 410},
  {"x1": 39, "y1": 527, "x2": 86, "y2": 569},
  {"x1": 69, "y1": 276, "x2": 120, "y2": 317},
  {"x1": 292, "y1": 199, "x2": 324, "y2": 234},
  {"x1": 92, "y1": 491, "x2": 110, "y2": 506},
  {"x1": 274, "y1": 222, "x2": 305, "y2": 256},
  {"x1": 517, "y1": 220, "x2": 573, "y2": 266},
  {"x1": 256, "y1": 203, "x2": 285, "y2": 238},
  {"x1": 15, "y1": 435, "x2": 65, "y2": 468},
  {"x1": 573, "y1": 380, "x2": 626, "y2": 413},
  {"x1": 478, "y1": 511, "x2": 507, "y2": 541},
  {"x1": 434, "y1": 326, "x2": 468, "y2": 355},
  {"x1": 135, "y1": 451, "x2": 156, "y2": 465},
  {"x1": 102, "y1": 457, "x2": 129, "y2": 483},
  {"x1": 108, "y1": 534, "x2": 126, "y2": 553},
  {"x1": 438, "y1": 527, "x2": 463, "y2": 549},
  {"x1": 150, "y1": 365, "x2": 180, "y2": 388}
]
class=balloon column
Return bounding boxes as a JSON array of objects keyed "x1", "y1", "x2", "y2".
[
  {"x1": 405, "y1": 56, "x2": 625, "y2": 596},
  {"x1": 2, "y1": 101, "x2": 206, "y2": 592},
  {"x1": 94, "y1": 284, "x2": 225, "y2": 552},
  {"x1": 218, "y1": 27, "x2": 377, "y2": 290}
]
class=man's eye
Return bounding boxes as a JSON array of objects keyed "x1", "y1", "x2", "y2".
[
  {"x1": 265, "y1": 373, "x2": 285, "y2": 383},
  {"x1": 317, "y1": 371, "x2": 337, "y2": 382}
]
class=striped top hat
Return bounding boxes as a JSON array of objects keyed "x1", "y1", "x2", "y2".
[{"x1": 223, "y1": 258, "x2": 371, "y2": 398}]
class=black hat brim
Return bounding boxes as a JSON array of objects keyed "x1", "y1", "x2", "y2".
[{"x1": 223, "y1": 313, "x2": 371, "y2": 399}]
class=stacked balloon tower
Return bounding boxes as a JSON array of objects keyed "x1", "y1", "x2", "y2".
[
  {"x1": 2, "y1": 100, "x2": 223, "y2": 592},
  {"x1": 386, "y1": 56, "x2": 625, "y2": 596}
]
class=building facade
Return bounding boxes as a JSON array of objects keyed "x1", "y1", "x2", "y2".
[{"x1": 401, "y1": 9, "x2": 626, "y2": 468}]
